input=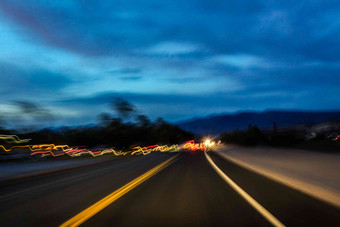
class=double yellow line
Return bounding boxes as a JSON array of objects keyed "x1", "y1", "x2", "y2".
[{"x1": 60, "y1": 154, "x2": 179, "y2": 227}]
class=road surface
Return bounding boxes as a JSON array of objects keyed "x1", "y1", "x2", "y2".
[{"x1": 0, "y1": 151, "x2": 339, "y2": 226}]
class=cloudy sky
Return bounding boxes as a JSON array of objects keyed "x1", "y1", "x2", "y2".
[{"x1": 1, "y1": 0, "x2": 340, "y2": 127}]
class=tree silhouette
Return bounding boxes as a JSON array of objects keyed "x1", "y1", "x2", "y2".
[
  {"x1": 112, "y1": 98, "x2": 136, "y2": 120},
  {"x1": 136, "y1": 114, "x2": 150, "y2": 127},
  {"x1": 98, "y1": 113, "x2": 112, "y2": 126}
]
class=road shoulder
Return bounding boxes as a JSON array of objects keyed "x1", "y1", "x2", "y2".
[{"x1": 215, "y1": 145, "x2": 340, "y2": 208}]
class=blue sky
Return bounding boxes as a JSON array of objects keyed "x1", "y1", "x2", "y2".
[{"x1": 1, "y1": 0, "x2": 340, "y2": 127}]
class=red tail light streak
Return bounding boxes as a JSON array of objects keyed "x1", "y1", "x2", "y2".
[{"x1": 0, "y1": 135, "x2": 216, "y2": 158}]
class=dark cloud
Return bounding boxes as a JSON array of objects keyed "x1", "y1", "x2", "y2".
[
  {"x1": 108, "y1": 68, "x2": 142, "y2": 74},
  {"x1": 0, "y1": 0, "x2": 340, "y2": 125},
  {"x1": 0, "y1": 62, "x2": 72, "y2": 86},
  {"x1": 118, "y1": 76, "x2": 143, "y2": 81},
  {"x1": 57, "y1": 91, "x2": 281, "y2": 107},
  {"x1": 0, "y1": 62, "x2": 73, "y2": 99},
  {"x1": 107, "y1": 68, "x2": 143, "y2": 80},
  {"x1": 1, "y1": 0, "x2": 340, "y2": 62},
  {"x1": 59, "y1": 87, "x2": 340, "y2": 116},
  {"x1": 0, "y1": 100, "x2": 55, "y2": 128},
  {"x1": 12, "y1": 101, "x2": 54, "y2": 121}
]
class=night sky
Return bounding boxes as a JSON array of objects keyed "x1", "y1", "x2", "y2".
[{"x1": 1, "y1": 0, "x2": 340, "y2": 127}]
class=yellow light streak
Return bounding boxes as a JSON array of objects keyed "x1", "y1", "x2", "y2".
[{"x1": 0, "y1": 135, "x2": 31, "y2": 143}]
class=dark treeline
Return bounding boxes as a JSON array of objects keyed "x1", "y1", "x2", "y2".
[
  {"x1": 18, "y1": 118, "x2": 193, "y2": 148},
  {"x1": 0, "y1": 98, "x2": 194, "y2": 149},
  {"x1": 219, "y1": 124, "x2": 305, "y2": 147}
]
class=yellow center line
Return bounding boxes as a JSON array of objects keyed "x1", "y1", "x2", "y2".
[
  {"x1": 60, "y1": 154, "x2": 179, "y2": 227},
  {"x1": 205, "y1": 150, "x2": 285, "y2": 227}
]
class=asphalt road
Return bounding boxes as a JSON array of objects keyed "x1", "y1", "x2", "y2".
[{"x1": 0, "y1": 151, "x2": 339, "y2": 227}]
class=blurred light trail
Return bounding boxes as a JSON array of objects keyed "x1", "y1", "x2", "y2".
[
  {"x1": 204, "y1": 139, "x2": 215, "y2": 147},
  {"x1": 0, "y1": 134, "x2": 218, "y2": 158},
  {"x1": 182, "y1": 139, "x2": 217, "y2": 151},
  {"x1": 0, "y1": 139, "x2": 182, "y2": 158},
  {"x1": 0, "y1": 135, "x2": 31, "y2": 143},
  {"x1": 183, "y1": 140, "x2": 198, "y2": 151}
]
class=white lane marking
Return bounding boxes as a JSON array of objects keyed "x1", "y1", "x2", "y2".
[
  {"x1": 216, "y1": 150, "x2": 340, "y2": 208},
  {"x1": 205, "y1": 150, "x2": 285, "y2": 227}
]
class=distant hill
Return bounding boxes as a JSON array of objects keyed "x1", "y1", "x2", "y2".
[{"x1": 177, "y1": 110, "x2": 340, "y2": 134}]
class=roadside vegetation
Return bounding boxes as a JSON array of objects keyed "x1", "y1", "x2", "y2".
[
  {"x1": 0, "y1": 99, "x2": 193, "y2": 151},
  {"x1": 219, "y1": 123, "x2": 340, "y2": 152}
]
